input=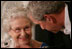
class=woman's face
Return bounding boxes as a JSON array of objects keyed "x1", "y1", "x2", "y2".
[{"x1": 8, "y1": 18, "x2": 32, "y2": 45}]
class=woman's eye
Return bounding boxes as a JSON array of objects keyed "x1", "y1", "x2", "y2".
[
  {"x1": 15, "y1": 28, "x2": 21, "y2": 32},
  {"x1": 24, "y1": 26, "x2": 30, "y2": 31}
]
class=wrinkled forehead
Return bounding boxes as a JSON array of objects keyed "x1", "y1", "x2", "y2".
[{"x1": 10, "y1": 18, "x2": 31, "y2": 28}]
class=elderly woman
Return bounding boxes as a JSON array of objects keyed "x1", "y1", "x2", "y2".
[{"x1": 2, "y1": 7, "x2": 48, "y2": 48}]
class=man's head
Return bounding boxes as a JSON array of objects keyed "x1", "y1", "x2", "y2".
[{"x1": 27, "y1": 1, "x2": 65, "y2": 33}]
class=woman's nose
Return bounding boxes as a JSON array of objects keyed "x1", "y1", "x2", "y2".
[{"x1": 20, "y1": 29, "x2": 26, "y2": 36}]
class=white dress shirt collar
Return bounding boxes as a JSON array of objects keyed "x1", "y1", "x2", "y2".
[{"x1": 64, "y1": 4, "x2": 71, "y2": 35}]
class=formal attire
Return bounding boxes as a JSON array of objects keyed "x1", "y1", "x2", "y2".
[
  {"x1": 63, "y1": 3, "x2": 71, "y2": 39},
  {"x1": 35, "y1": 2, "x2": 71, "y2": 48}
]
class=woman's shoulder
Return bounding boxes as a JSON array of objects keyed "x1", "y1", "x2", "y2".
[{"x1": 40, "y1": 42, "x2": 49, "y2": 48}]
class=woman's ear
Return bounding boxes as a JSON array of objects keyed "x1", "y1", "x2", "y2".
[
  {"x1": 44, "y1": 15, "x2": 54, "y2": 23},
  {"x1": 8, "y1": 31, "x2": 11, "y2": 36},
  {"x1": 8, "y1": 30, "x2": 12, "y2": 36}
]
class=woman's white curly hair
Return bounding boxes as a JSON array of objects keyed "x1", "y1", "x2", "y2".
[{"x1": 2, "y1": 7, "x2": 32, "y2": 33}]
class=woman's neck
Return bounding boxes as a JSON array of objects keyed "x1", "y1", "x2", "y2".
[{"x1": 14, "y1": 41, "x2": 32, "y2": 48}]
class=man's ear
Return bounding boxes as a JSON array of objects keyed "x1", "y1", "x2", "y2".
[{"x1": 44, "y1": 15, "x2": 54, "y2": 23}]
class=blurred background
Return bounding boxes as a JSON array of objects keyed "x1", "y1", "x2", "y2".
[{"x1": 1, "y1": 1, "x2": 71, "y2": 48}]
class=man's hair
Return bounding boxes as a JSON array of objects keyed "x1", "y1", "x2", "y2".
[{"x1": 27, "y1": 1, "x2": 65, "y2": 21}]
